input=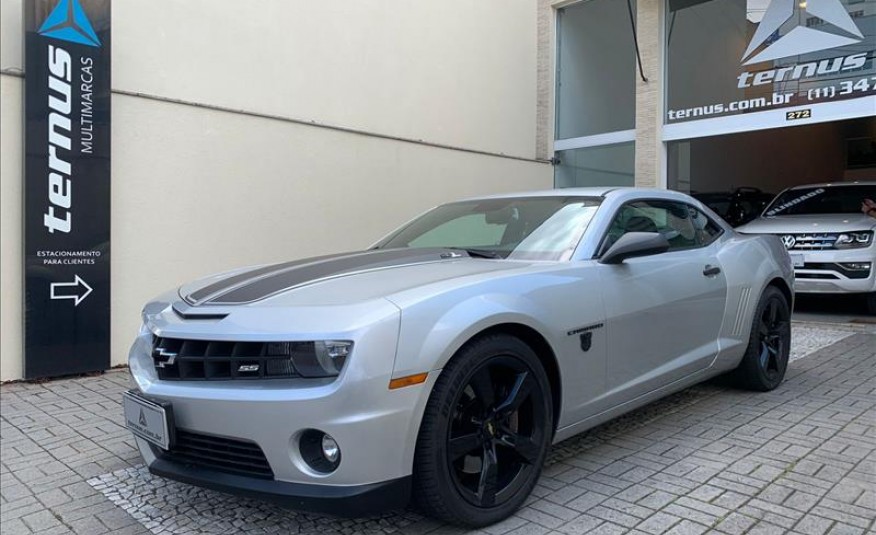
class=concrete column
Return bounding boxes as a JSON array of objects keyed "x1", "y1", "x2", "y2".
[
  {"x1": 634, "y1": 0, "x2": 665, "y2": 188},
  {"x1": 536, "y1": 0, "x2": 557, "y2": 162}
]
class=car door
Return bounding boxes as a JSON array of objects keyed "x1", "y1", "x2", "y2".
[{"x1": 595, "y1": 200, "x2": 728, "y2": 407}]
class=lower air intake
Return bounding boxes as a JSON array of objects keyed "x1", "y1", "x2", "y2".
[{"x1": 152, "y1": 429, "x2": 274, "y2": 479}]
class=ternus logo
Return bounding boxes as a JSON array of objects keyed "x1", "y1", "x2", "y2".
[
  {"x1": 38, "y1": 0, "x2": 101, "y2": 47},
  {"x1": 736, "y1": 0, "x2": 866, "y2": 88},
  {"x1": 742, "y1": 0, "x2": 863, "y2": 65},
  {"x1": 37, "y1": 0, "x2": 101, "y2": 234}
]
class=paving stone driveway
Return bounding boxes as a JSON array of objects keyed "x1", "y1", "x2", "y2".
[{"x1": 1, "y1": 326, "x2": 874, "y2": 535}]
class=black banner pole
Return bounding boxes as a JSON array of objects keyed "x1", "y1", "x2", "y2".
[{"x1": 23, "y1": 0, "x2": 111, "y2": 379}]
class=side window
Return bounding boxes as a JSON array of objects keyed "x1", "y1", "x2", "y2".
[
  {"x1": 690, "y1": 207, "x2": 724, "y2": 246},
  {"x1": 659, "y1": 202, "x2": 698, "y2": 250},
  {"x1": 602, "y1": 200, "x2": 708, "y2": 255}
]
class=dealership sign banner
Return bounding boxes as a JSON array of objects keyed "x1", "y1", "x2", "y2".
[
  {"x1": 665, "y1": 0, "x2": 875, "y2": 124},
  {"x1": 24, "y1": 0, "x2": 111, "y2": 378}
]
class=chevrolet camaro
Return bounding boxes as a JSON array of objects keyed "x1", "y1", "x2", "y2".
[{"x1": 126, "y1": 187, "x2": 794, "y2": 526}]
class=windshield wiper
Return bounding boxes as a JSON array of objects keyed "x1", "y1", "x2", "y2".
[{"x1": 449, "y1": 248, "x2": 503, "y2": 259}]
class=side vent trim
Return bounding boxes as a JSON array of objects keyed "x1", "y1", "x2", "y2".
[{"x1": 732, "y1": 287, "x2": 752, "y2": 337}]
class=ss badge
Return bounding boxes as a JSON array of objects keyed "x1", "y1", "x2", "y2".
[{"x1": 579, "y1": 332, "x2": 592, "y2": 352}]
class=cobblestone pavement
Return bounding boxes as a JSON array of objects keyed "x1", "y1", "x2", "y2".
[{"x1": 1, "y1": 325, "x2": 874, "y2": 535}]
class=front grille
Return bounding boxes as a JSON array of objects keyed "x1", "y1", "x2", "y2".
[
  {"x1": 153, "y1": 429, "x2": 273, "y2": 479},
  {"x1": 798, "y1": 262, "x2": 871, "y2": 279},
  {"x1": 777, "y1": 233, "x2": 839, "y2": 250},
  {"x1": 152, "y1": 336, "x2": 299, "y2": 380},
  {"x1": 796, "y1": 272, "x2": 840, "y2": 280}
]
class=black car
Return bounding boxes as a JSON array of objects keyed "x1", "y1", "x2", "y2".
[{"x1": 693, "y1": 187, "x2": 775, "y2": 227}]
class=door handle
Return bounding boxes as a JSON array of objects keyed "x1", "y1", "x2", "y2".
[{"x1": 703, "y1": 265, "x2": 721, "y2": 277}]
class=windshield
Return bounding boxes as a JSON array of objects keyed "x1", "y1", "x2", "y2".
[
  {"x1": 763, "y1": 185, "x2": 876, "y2": 216},
  {"x1": 376, "y1": 196, "x2": 602, "y2": 261}
]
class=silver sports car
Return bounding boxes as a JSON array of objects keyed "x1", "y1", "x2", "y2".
[{"x1": 126, "y1": 187, "x2": 794, "y2": 526}]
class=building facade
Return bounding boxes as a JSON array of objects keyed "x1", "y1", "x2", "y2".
[
  {"x1": 541, "y1": 0, "x2": 875, "y2": 192},
  {"x1": 0, "y1": 0, "x2": 552, "y2": 381},
  {"x1": 1, "y1": 0, "x2": 874, "y2": 380}
]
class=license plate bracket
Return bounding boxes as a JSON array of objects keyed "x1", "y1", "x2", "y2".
[
  {"x1": 790, "y1": 254, "x2": 805, "y2": 268},
  {"x1": 123, "y1": 390, "x2": 175, "y2": 450}
]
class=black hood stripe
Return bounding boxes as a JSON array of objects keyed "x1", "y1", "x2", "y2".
[
  {"x1": 186, "y1": 252, "x2": 350, "y2": 304},
  {"x1": 193, "y1": 248, "x2": 465, "y2": 305}
]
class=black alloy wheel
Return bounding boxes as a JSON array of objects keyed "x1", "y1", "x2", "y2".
[
  {"x1": 447, "y1": 356, "x2": 547, "y2": 508},
  {"x1": 414, "y1": 334, "x2": 552, "y2": 526},
  {"x1": 734, "y1": 286, "x2": 791, "y2": 391},
  {"x1": 757, "y1": 297, "x2": 788, "y2": 383}
]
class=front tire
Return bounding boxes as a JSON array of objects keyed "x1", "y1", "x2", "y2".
[
  {"x1": 732, "y1": 286, "x2": 791, "y2": 391},
  {"x1": 413, "y1": 334, "x2": 553, "y2": 527}
]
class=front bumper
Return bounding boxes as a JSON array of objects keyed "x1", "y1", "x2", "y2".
[
  {"x1": 128, "y1": 299, "x2": 436, "y2": 514},
  {"x1": 790, "y1": 250, "x2": 876, "y2": 295},
  {"x1": 142, "y1": 443, "x2": 411, "y2": 515}
]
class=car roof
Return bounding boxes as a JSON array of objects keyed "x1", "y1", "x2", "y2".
[
  {"x1": 459, "y1": 187, "x2": 696, "y2": 202},
  {"x1": 785, "y1": 180, "x2": 876, "y2": 190},
  {"x1": 459, "y1": 187, "x2": 618, "y2": 201}
]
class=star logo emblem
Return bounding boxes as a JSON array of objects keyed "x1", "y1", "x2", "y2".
[
  {"x1": 742, "y1": 0, "x2": 863, "y2": 65},
  {"x1": 38, "y1": 0, "x2": 101, "y2": 48}
]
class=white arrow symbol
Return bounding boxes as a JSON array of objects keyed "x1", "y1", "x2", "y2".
[{"x1": 50, "y1": 275, "x2": 93, "y2": 307}]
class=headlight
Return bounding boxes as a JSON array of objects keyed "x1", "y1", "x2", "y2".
[
  {"x1": 835, "y1": 231, "x2": 873, "y2": 249},
  {"x1": 267, "y1": 341, "x2": 352, "y2": 377}
]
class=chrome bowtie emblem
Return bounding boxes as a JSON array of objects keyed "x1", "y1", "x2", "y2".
[
  {"x1": 485, "y1": 421, "x2": 496, "y2": 436},
  {"x1": 781, "y1": 235, "x2": 796, "y2": 249},
  {"x1": 153, "y1": 347, "x2": 178, "y2": 368}
]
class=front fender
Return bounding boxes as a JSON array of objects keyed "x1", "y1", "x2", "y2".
[
  {"x1": 385, "y1": 291, "x2": 561, "y2": 477},
  {"x1": 713, "y1": 234, "x2": 794, "y2": 371},
  {"x1": 388, "y1": 291, "x2": 557, "y2": 380}
]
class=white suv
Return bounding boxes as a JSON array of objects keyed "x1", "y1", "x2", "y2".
[{"x1": 738, "y1": 181, "x2": 876, "y2": 313}]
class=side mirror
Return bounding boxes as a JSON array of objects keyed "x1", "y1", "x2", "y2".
[{"x1": 599, "y1": 232, "x2": 670, "y2": 265}]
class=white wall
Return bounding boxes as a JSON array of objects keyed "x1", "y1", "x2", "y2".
[
  {"x1": 126, "y1": 0, "x2": 541, "y2": 158},
  {"x1": 0, "y1": 76, "x2": 24, "y2": 381},
  {"x1": 0, "y1": 0, "x2": 551, "y2": 381}
]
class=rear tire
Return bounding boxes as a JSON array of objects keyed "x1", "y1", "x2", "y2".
[
  {"x1": 863, "y1": 293, "x2": 876, "y2": 315},
  {"x1": 732, "y1": 286, "x2": 791, "y2": 391},
  {"x1": 413, "y1": 334, "x2": 552, "y2": 527}
]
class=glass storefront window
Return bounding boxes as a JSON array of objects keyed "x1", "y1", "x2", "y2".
[
  {"x1": 555, "y1": 0, "x2": 637, "y2": 140},
  {"x1": 666, "y1": 117, "x2": 875, "y2": 226},
  {"x1": 665, "y1": 0, "x2": 876, "y2": 126},
  {"x1": 554, "y1": 143, "x2": 635, "y2": 188}
]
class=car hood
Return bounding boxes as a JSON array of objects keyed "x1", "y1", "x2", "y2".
[
  {"x1": 737, "y1": 214, "x2": 876, "y2": 234},
  {"x1": 177, "y1": 248, "x2": 535, "y2": 308}
]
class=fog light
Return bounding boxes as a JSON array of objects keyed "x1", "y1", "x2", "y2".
[
  {"x1": 321, "y1": 434, "x2": 340, "y2": 463},
  {"x1": 839, "y1": 262, "x2": 871, "y2": 271},
  {"x1": 299, "y1": 429, "x2": 341, "y2": 473}
]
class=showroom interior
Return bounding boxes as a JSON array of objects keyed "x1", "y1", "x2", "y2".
[{"x1": 668, "y1": 118, "x2": 876, "y2": 196}]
